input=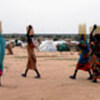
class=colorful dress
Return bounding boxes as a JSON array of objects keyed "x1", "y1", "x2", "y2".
[
  {"x1": 0, "y1": 34, "x2": 6, "y2": 76},
  {"x1": 93, "y1": 42, "x2": 100, "y2": 79},
  {"x1": 89, "y1": 42, "x2": 96, "y2": 69},
  {"x1": 76, "y1": 38, "x2": 91, "y2": 71},
  {"x1": 26, "y1": 34, "x2": 37, "y2": 70}
]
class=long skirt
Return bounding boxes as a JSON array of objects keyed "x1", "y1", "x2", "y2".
[
  {"x1": 0, "y1": 61, "x2": 3, "y2": 76},
  {"x1": 93, "y1": 57, "x2": 100, "y2": 79},
  {"x1": 90, "y1": 55, "x2": 96, "y2": 70},
  {"x1": 26, "y1": 44, "x2": 37, "y2": 70},
  {"x1": 76, "y1": 62, "x2": 91, "y2": 71},
  {"x1": 76, "y1": 53, "x2": 91, "y2": 71}
]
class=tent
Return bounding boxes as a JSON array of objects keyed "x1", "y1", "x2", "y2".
[
  {"x1": 57, "y1": 43, "x2": 71, "y2": 51},
  {"x1": 39, "y1": 40, "x2": 57, "y2": 52}
]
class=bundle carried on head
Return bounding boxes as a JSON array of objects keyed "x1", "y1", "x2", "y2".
[
  {"x1": 0, "y1": 21, "x2": 2, "y2": 33},
  {"x1": 90, "y1": 25, "x2": 100, "y2": 36},
  {"x1": 79, "y1": 24, "x2": 86, "y2": 35},
  {"x1": 79, "y1": 24, "x2": 87, "y2": 41},
  {"x1": 94, "y1": 26, "x2": 100, "y2": 42},
  {"x1": 90, "y1": 25, "x2": 100, "y2": 41},
  {"x1": 94, "y1": 26, "x2": 100, "y2": 36},
  {"x1": 27, "y1": 25, "x2": 34, "y2": 36}
]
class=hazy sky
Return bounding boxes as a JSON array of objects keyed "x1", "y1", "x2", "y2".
[{"x1": 0, "y1": 0, "x2": 100, "y2": 34}]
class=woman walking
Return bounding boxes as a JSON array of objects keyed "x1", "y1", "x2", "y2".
[
  {"x1": 90, "y1": 26, "x2": 100, "y2": 83},
  {"x1": 0, "y1": 21, "x2": 6, "y2": 86},
  {"x1": 69, "y1": 34, "x2": 92, "y2": 80},
  {"x1": 89, "y1": 25, "x2": 97, "y2": 72},
  {"x1": 22, "y1": 25, "x2": 41, "y2": 79}
]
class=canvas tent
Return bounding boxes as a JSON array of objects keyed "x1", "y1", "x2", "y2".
[{"x1": 39, "y1": 40, "x2": 57, "y2": 52}]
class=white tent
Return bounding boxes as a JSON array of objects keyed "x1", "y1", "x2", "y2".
[{"x1": 39, "y1": 40, "x2": 57, "y2": 52}]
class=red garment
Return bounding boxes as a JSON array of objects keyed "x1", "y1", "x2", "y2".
[
  {"x1": 76, "y1": 63, "x2": 91, "y2": 71},
  {"x1": 0, "y1": 70, "x2": 2, "y2": 76}
]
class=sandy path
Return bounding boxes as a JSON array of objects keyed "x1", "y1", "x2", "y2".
[{"x1": 0, "y1": 47, "x2": 100, "y2": 100}]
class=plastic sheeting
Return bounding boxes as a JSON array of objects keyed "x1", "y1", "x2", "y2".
[{"x1": 39, "y1": 40, "x2": 57, "y2": 52}]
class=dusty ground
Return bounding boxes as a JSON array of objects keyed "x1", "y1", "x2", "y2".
[{"x1": 0, "y1": 47, "x2": 100, "y2": 100}]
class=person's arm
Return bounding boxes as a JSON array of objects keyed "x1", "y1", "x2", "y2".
[{"x1": 90, "y1": 25, "x2": 97, "y2": 43}]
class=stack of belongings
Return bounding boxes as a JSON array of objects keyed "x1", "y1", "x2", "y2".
[
  {"x1": 57, "y1": 43, "x2": 71, "y2": 51},
  {"x1": 54, "y1": 40, "x2": 70, "y2": 51}
]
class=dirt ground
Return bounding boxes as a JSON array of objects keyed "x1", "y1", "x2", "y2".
[{"x1": 0, "y1": 47, "x2": 100, "y2": 100}]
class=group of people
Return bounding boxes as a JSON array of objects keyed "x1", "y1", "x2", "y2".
[
  {"x1": 0, "y1": 21, "x2": 100, "y2": 87},
  {"x1": 70, "y1": 25, "x2": 100, "y2": 83},
  {"x1": 0, "y1": 23, "x2": 41, "y2": 86}
]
